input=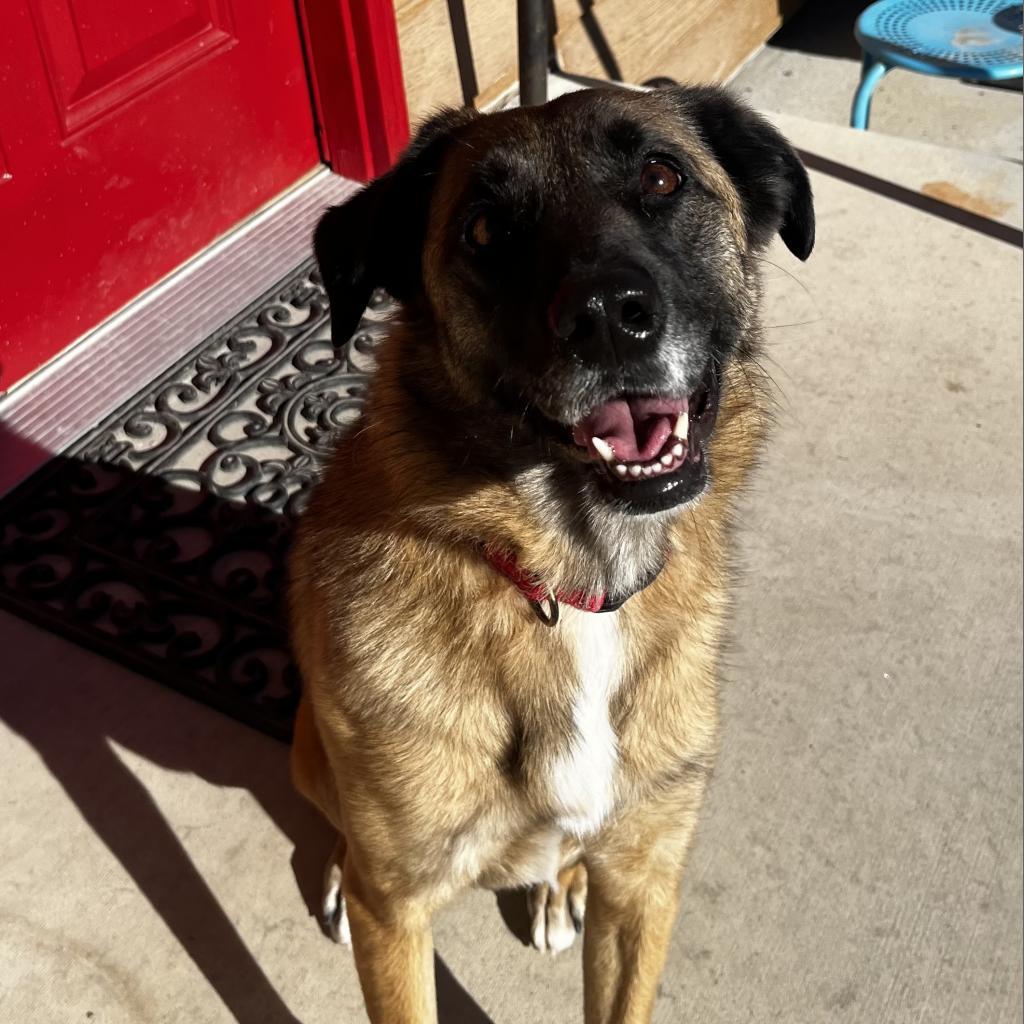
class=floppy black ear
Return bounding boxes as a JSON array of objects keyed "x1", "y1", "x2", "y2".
[
  {"x1": 677, "y1": 87, "x2": 814, "y2": 261},
  {"x1": 314, "y1": 107, "x2": 478, "y2": 347}
]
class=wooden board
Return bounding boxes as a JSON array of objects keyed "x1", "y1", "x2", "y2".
[
  {"x1": 395, "y1": 0, "x2": 804, "y2": 124},
  {"x1": 395, "y1": 0, "x2": 518, "y2": 122},
  {"x1": 553, "y1": 0, "x2": 806, "y2": 90}
]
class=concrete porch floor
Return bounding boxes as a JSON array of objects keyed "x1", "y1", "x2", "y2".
[{"x1": 1, "y1": 87, "x2": 1022, "y2": 1024}]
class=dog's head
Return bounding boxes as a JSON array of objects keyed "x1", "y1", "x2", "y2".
[{"x1": 315, "y1": 87, "x2": 813, "y2": 516}]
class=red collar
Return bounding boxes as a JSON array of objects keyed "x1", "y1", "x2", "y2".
[
  {"x1": 482, "y1": 544, "x2": 663, "y2": 625},
  {"x1": 483, "y1": 544, "x2": 607, "y2": 615}
]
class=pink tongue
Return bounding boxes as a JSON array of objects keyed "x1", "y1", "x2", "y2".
[{"x1": 572, "y1": 397, "x2": 688, "y2": 463}]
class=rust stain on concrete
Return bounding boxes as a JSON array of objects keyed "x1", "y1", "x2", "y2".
[{"x1": 921, "y1": 180, "x2": 1011, "y2": 220}]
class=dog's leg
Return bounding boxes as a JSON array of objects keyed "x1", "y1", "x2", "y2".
[
  {"x1": 342, "y1": 858, "x2": 440, "y2": 1024},
  {"x1": 291, "y1": 692, "x2": 343, "y2": 830},
  {"x1": 293, "y1": 694, "x2": 355, "y2": 945},
  {"x1": 583, "y1": 793, "x2": 704, "y2": 1024},
  {"x1": 528, "y1": 861, "x2": 588, "y2": 953},
  {"x1": 321, "y1": 836, "x2": 351, "y2": 944},
  {"x1": 567, "y1": 859, "x2": 588, "y2": 933}
]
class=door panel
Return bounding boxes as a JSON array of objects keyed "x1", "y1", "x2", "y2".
[
  {"x1": 27, "y1": 0, "x2": 236, "y2": 136},
  {"x1": 0, "y1": 0, "x2": 320, "y2": 391}
]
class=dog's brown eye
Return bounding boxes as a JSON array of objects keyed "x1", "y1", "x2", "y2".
[
  {"x1": 468, "y1": 212, "x2": 492, "y2": 248},
  {"x1": 640, "y1": 160, "x2": 682, "y2": 197}
]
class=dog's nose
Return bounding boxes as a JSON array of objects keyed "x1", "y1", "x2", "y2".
[{"x1": 549, "y1": 268, "x2": 662, "y2": 367}]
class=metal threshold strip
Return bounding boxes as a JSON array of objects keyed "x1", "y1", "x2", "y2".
[{"x1": 0, "y1": 167, "x2": 360, "y2": 496}]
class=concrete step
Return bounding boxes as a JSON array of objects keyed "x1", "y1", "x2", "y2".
[
  {"x1": 762, "y1": 109, "x2": 1023, "y2": 232},
  {"x1": 730, "y1": 41, "x2": 1022, "y2": 165}
]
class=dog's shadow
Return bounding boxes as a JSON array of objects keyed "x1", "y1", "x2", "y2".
[
  {"x1": 0, "y1": 428, "x2": 496, "y2": 1024},
  {"x1": 495, "y1": 890, "x2": 536, "y2": 947}
]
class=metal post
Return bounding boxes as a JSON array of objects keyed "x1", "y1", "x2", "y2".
[
  {"x1": 517, "y1": 0, "x2": 548, "y2": 106},
  {"x1": 446, "y1": 0, "x2": 479, "y2": 107}
]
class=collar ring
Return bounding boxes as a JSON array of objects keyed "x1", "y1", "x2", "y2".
[{"x1": 529, "y1": 590, "x2": 560, "y2": 627}]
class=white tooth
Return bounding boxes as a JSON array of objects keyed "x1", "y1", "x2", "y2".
[
  {"x1": 675, "y1": 411, "x2": 689, "y2": 440},
  {"x1": 591, "y1": 436, "x2": 615, "y2": 462},
  {"x1": 614, "y1": 463, "x2": 628, "y2": 477},
  {"x1": 628, "y1": 465, "x2": 642, "y2": 478},
  {"x1": 660, "y1": 453, "x2": 673, "y2": 466},
  {"x1": 641, "y1": 465, "x2": 653, "y2": 476},
  {"x1": 671, "y1": 442, "x2": 684, "y2": 458},
  {"x1": 652, "y1": 463, "x2": 663, "y2": 474}
]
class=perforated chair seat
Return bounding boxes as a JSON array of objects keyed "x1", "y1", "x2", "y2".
[{"x1": 850, "y1": 0, "x2": 1023, "y2": 128}]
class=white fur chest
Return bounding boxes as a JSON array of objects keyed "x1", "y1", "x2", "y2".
[{"x1": 548, "y1": 607, "x2": 625, "y2": 837}]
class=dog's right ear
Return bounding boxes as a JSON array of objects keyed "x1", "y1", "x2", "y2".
[{"x1": 314, "y1": 107, "x2": 478, "y2": 347}]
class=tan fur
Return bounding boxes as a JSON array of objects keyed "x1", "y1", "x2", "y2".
[{"x1": 290, "y1": 93, "x2": 774, "y2": 1024}]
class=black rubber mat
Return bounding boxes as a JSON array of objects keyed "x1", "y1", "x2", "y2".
[{"x1": 0, "y1": 261, "x2": 390, "y2": 742}]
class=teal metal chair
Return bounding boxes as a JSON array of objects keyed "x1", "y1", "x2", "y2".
[{"x1": 851, "y1": 0, "x2": 1023, "y2": 129}]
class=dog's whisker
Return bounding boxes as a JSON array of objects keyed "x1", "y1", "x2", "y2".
[
  {"x1": 755, "y1": 256, "x2": 815, "y2": 297},
  {"x1": 763, "y1": 316, "x2": 824, "y2": 332}
]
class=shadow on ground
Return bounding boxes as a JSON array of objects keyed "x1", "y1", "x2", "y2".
[
  {"x1": 0, "y1": 424, "x2": 496, "y2": 1024},
  {"x1": 770, "y1": 0, "x2": 870, "y2": 61}
]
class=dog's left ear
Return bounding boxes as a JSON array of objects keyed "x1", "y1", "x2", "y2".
[
  {"x1": 675, "y1": 87, "x2": 815, "y2": 261},
  {"x1": 314, "y1": 107, "x2": 479, "y2": 347}
]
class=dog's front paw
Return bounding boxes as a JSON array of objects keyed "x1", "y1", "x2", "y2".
[
  {"x1": 528, "y1": 865, "x2": 586, "y2": 954},
  {"x1": 322, "y1": 853, "x2": 351, "y2": 946}
]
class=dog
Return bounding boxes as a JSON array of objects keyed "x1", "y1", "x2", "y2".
[{"x1": 289, "y1": 84, "x2": 813, "y2": 1023}]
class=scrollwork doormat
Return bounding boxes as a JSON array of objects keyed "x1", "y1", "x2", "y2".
[{"x1": 0, "y1": 260, "x2": 389, "y2": 742}]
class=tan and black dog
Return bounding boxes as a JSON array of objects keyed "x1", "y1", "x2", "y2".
[{"x1": 289, "y1": 85, "x2": 813, "y2": 1023}]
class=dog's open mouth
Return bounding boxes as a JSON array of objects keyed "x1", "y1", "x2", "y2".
[{"x1": 570, "y1": 364, "x2": 720, "y2": 514}]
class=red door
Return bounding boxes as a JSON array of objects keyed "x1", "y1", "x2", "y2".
[{"x1": 0, "y1": 0, "x2": 321, "y2": 392}]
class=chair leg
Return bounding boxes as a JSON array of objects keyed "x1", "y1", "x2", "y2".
[{"x1": 850, "y1": 55, "x2": 888, "y2": 130}]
